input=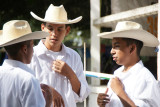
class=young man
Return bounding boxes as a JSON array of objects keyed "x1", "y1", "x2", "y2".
[
  {"x1": 29, "y1": 4, "x2": 90, "y2": 107},
  {"x1": 97, "y1": 21, "x2": 160, "y2": 107},
  {"x1": 0, "y1": 20, "x2": 51, "y2": 107}
]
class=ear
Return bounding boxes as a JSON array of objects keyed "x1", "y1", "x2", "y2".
[
  {"x1": 41, "y1": 23, "x2": 45, "y2": 31},
  {"x1": 65, "y1": 26, "x2": 70, "y2": 36},
  {"x1": 130, "y1": 44, "x2": 136, "y2": 54},
  {"x1": 22, "y1": 45, "x2": 28, "y2": 54}
]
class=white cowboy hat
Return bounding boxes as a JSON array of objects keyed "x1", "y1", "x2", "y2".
[
  {"x1": 98, "y1": 21, "x2": 159, "y2": 47},
  {"x1": 30, "y1": 4, "x2": 82, "y2": 24},
  {"x1": 0, "y1": 20, "x2": 49, "y2": 47}
]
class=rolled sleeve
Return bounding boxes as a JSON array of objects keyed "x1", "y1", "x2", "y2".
[
  {"x1": 73, "y1": 55, "x2": 90, "y2": 102},
  {"x1": 74, "y1": 81, "x2": 90, "y2": 102},
  {"x1": 133, "y1": 99, "x2": 149, "y2": 107},
  {"x1": 132, "y1": 77, "x2": 160, "y2": 107}
]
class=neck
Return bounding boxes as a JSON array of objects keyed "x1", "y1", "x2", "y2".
[
  {"x1": 44, "y1": 40, "x2": 62, "y2": 52},
  {"x1": 8, "y1": 51, "x2": 28, "y2": 64},
  {"x1": 123, "y1": 57, "x2": 140, "y2": 72},
  {"x1": 8, "y1": 55, "x2": 24, "y2": 63}
]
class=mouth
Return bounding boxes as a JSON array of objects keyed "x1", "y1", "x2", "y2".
[
  {"x1": 112, "y1": 57, "x2": 117, "y2": 61},
  {"x1": 50, "y1": 38, "x2": 58, "y2": 42}
]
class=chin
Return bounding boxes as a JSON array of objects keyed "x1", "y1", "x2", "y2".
[
  {"x1": 115, "y1": 61, "x2": 121, "y2": 65},
  {"x1": 26, "y1": 60, "x2": 31, "y2": 64},
  {"x1": 25, "y1": 62, "x2": 30, "y2": 64},
  {"x1": 49, "y1": 42, "x2": 56, "y2": 46}
]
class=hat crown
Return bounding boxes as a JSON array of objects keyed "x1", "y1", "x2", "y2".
[
  {"x1": 30, "y1": 4, "x2": 82, "y2": 24},
  {"x1": 2, "y1": 20, "x2": 31, "y2": 43},
  {"x1": 0, "y1": 20, "x2": 49, "y2": 47},
  {"x1": 44, "y1": 4, "x2": 68, "y2": 22},
  {"x1": 98, "y1": 21, "x2": 159, "y2": 47},
  {"x1": 115, "y1": 21, "x2": 143, "y2": 31}
]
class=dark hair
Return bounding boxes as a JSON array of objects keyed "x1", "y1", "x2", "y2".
[
  {"x1": 122, "y1": 38, "x2": 143, "y2": 56},
  {"x1": 4, "y1": 40, "x2": 31, "y2": 58},
  {"x1": 42, "y1": 22, "x2": 69, "y2": 28},
  {"x1": 42, "y1": 22, "x2": 47, "y2": 26}
]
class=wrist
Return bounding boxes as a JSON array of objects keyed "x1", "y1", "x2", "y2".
[
  {"x1": 66, "y1": 69, "x2": 73, "y2": 79},
  {"x1": 117, "y1": 89, "x2": 125, "y2": 97},
  {"x1": 67, "y1": 71, "x2": 77, "y2": 81}
]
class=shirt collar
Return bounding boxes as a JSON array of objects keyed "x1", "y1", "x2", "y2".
[
  {"x1": 127, "y1": 60, "x2": 144, "y2": 74},
  {"x1": 36, "y1": 40, "x2": 70, "y2": 57},
  {"x1": 115, "y1": 60, "x2": 144, "y2": 78},
  {"x1": 35, "y1": 40, "x2": 47, "y2": 56},
  {"x1": 2, "y1": 59, "x2": 35, "y2": 76}
]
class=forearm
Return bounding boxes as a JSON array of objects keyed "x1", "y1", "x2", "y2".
[
  {"x1": 67, "y1": 70, "x2": 81, "y2": 95},
  {"x1": 117, "y1": 91, "x2": 136, "y2": 107},
  {"x1": 40, "y1": 84, "x2": 52, "y2": 107},
  {"x1": 53, "y1": 60, "x2": 81, "y2": 95}
]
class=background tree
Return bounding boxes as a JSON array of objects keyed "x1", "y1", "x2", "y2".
[
  {"x1": 0, "y1": 0, "x2": 90, "y2": 46},
  {"x1": 0, "y1": 0, "x2": 91, "y2": 65}
]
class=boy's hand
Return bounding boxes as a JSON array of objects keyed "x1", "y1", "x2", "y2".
[
  {"x1": 110, "y1": 77, "x2": 124, "y2": 96},
  {"x1": 97, "y1": 88, "x2": 110, "y2": 107}
]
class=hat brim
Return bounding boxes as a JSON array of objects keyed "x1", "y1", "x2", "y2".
[
  {"x1": 98, "y1": 29, "x2": 159, "y2": 47},
  {"x1": 0, "y1": 31, "x2": 49, "y2": 47},
  {"x1": 30, "y1": 11, "x2": 82, "y2": 24}
]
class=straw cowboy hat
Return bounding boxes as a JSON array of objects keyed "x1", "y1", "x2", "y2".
[
  {"x1": 98, "y1": 21, "x2": 159, "y2": 47},
  {"x1": 30, "y1": 4, "x2": 82, "y2": 24},
  {"x1": 0, "y1": 20, "x2": 49, "y2": 47}
]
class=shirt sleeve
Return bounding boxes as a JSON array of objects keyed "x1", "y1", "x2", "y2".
[
  {"x1": 72, "y1": 54, "x2": 90, "y2": 102},
  {"x1": 106, "y1": 68, "x2": 160, "y2": 107},
  {"x1": 27, "y1": 53, "x2": 41, "y2": 78},
  {"x1": 20, "y1": 76, "x2": 46, "y2": 107},
  {"x1": 132, "y1": 77, "x2": 160, "y2": 107}
]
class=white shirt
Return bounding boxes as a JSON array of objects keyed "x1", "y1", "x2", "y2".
[
  {"x1": 28, "y1": 40, "x2": 90, "y2": 107},
  {"x1": 0, "y1": 59, "x2": 45, "y2": 107},
  {"x1": 106, "y1": 60, "x2": 160, "y2": 107}
]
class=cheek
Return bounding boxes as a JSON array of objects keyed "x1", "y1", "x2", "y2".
[
  {"x1": 29, "y1": 46, "x2": 33, "y2": 56},
  {"x1": 117, "y1": 51, "x2": 127, "y2": 60},
  {"x1": 31, "y1": 48, "x2": 33, "y2": 56},
  {"x1": 61, "y1": 35, "x2": 65, "y2": 40},
  {"x1": 119, "y1": 51, "x2": 130, "y2": 61},
  {"x1": 29, "y1": 49, "x2": 33, "y2": 59},
  {"x1": 46, "y1": 36, "x2": 51, "y2": 42},
  {"x1": 58, "y1": 34, "x2": 65, "y2": 40}
]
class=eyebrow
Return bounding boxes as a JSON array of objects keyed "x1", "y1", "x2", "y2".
[
  {"x1": 113, "y1": 42, "x2": 120, "y2": 45},
  {"x1": 46, "y1": 25, "x2": 64, "y2": 29},
  {"x1": 47, "y1": 25, "x2": 52, "y2": 28},
  {"x1": 58, "y1": 26, "x2": 64, "y2": 29}
]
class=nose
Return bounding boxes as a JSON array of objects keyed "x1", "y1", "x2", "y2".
[
  {"x1": 110, "y1": 48, "x2": 115, "y2": 56},
  {"x1": 49, "y1": 30, "x2": 57, "y2": 37}
]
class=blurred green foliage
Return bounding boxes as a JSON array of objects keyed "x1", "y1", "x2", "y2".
[{"x1": 0, "y1": 0, "x2": 90, "y2": 47}]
